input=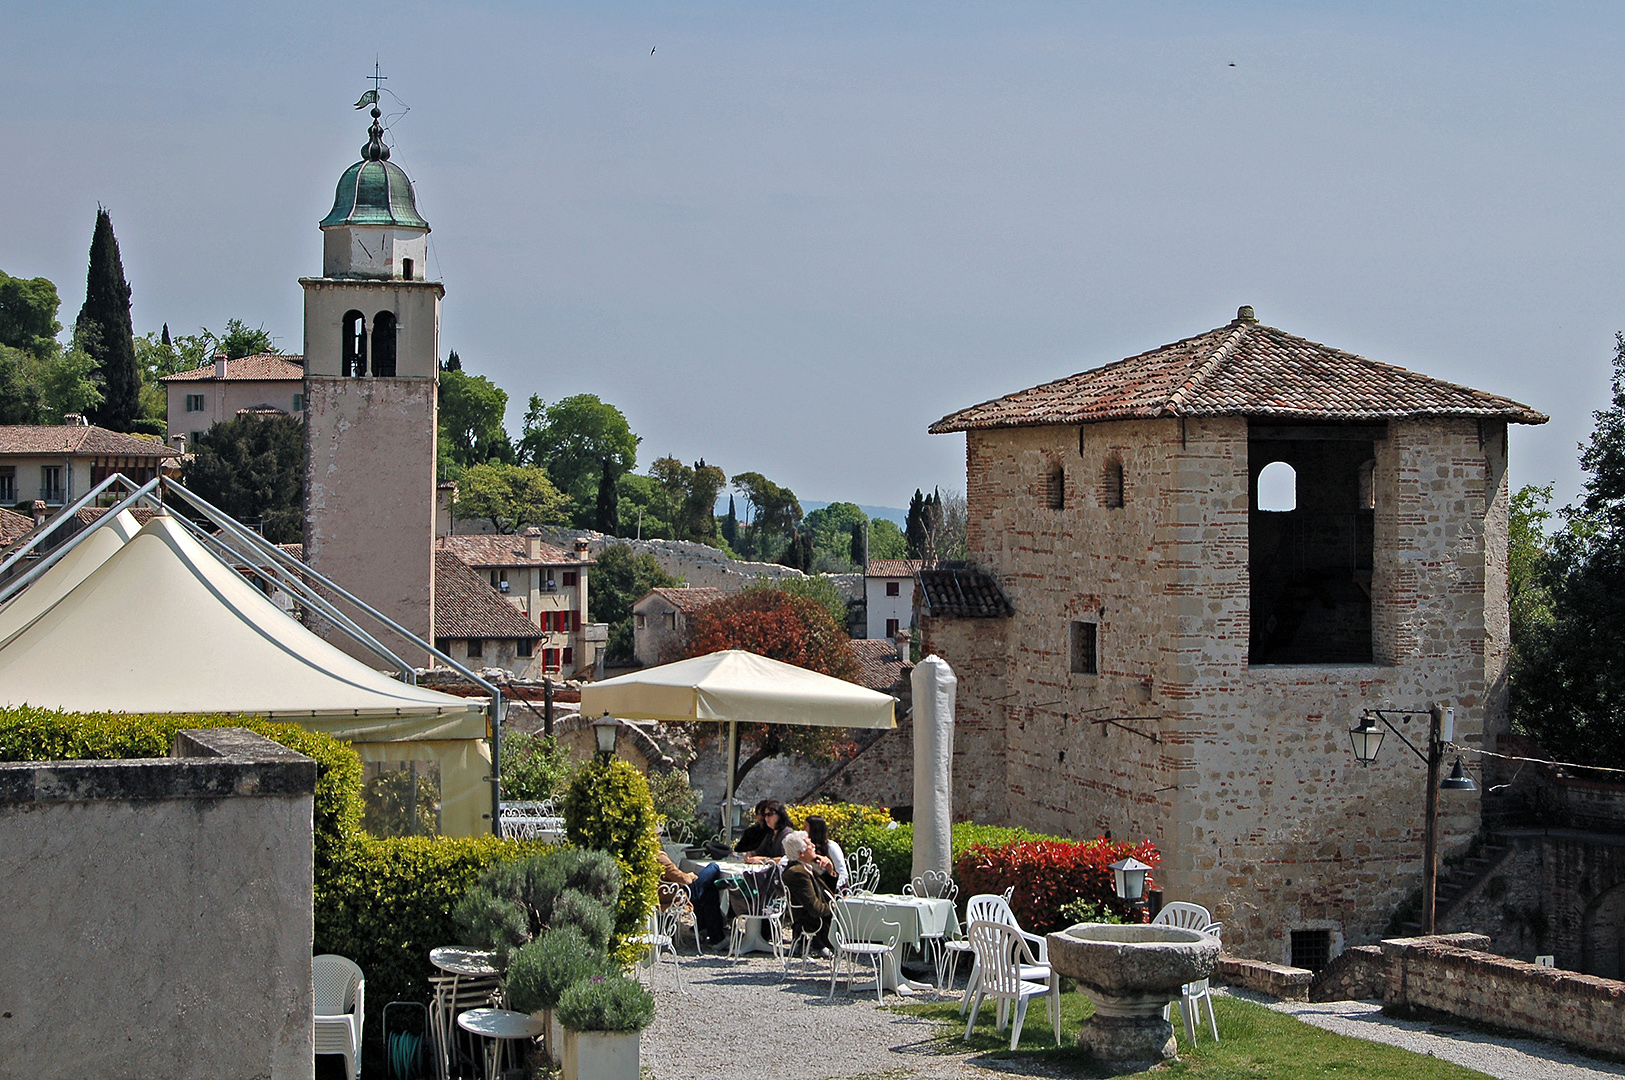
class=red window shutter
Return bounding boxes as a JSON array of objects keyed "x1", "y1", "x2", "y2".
[
  {"x1": 572, "y1": 611, "x2": 581, "y2": 632},
  {"x1": 563, "y1": 647, "x2": 574, "y2": 666}
]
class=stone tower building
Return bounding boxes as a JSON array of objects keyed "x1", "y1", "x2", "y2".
[
  {"x1": 301, "y1": 103, "x2": 442, "y2": 654},
  {"x1": 925, "y1": 306, "x2": 1546, "y2": 962}
]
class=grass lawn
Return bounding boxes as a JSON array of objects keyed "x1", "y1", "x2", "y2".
[{"x1": 896, "y1": 991, "x2": 1493, "y2": 1079}]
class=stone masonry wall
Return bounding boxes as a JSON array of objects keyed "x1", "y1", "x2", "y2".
[
  {"x1": 1382, "y1": 935, "x2": 1625, "y2": 1058},
  {"x1": 941, "y1": 415, "x2": 1506, "y2": 962}
]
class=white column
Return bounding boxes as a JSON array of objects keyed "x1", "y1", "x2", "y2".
[{"x1": 911, "y1": 654, "x2": 956, "y2": 882}]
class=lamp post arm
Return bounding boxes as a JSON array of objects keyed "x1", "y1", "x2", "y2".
[{"x1": 1367, "y1": 710, "x2": 1431, "y2": 766}]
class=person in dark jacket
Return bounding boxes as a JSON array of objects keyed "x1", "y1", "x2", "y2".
[
  {"x1": 780, "y1": 830, "x2": 838, "y2": 953},
  {"x1": 732, "y1": 799, "x2": 773, "y2": 854},
  {"x1": 744, "y1": 800, "x2": 795, "y2": 863}
]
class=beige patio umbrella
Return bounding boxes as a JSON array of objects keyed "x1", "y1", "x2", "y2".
[{"x1": 578, "y1": 649, "x2": 896, "y2": 840}]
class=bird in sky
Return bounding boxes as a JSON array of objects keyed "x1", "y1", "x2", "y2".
[{"x1": 651, "y1": 46, "x2": 656, "y2": 55}]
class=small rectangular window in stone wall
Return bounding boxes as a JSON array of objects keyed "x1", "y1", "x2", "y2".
[
  {"x1": 1070, "y1": 621, "x2": 1097, "y2": 675},
  {"x1": 1291, "y1": 928, "x2": 1332, "y2": 972}
]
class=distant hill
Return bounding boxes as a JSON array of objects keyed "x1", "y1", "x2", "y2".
[{"x1": 712, "y1": 497, "x2": 908, "y2": 527}]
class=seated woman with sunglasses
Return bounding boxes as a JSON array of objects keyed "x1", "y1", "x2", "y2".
[{"x1": 742, "y1": 800, "x2": 795, "y2": 864}]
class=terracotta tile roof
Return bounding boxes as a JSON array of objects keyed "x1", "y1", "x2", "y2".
[
  {"x1": 159, "y1": 354, "x2": 305, "y2": 382},
  {"x1": 0, "y1": 507, "x2": 31, "y2": 547},
  {"x1": 640, "y1": 586, "x2": 725, "y2": 613},
  {"x1": 74, "y1": 506, "x2": 160, "y2": 527},
  {"x1": 433, "y1": 552, "x2": 542, "y2": 640},
  {"x1": 917, "y1": 565, "x2": 1012, "y2": 618},
  {"x1": 0, "y1": 425, "x2": 179, "y2": 458},
  {"x1": 436, "y1": 532, "x2": 585, "y2": 568},
  {"x1": 866, "y1": 559, "x2": 922, "y2": 579},
  {"x1": 848, "y1": 637, "x2": 911, "y2": 691},
  {"x1": 930, "y1": 308, "x2": 1548, "y2": 433},
  {"x1": 278, "y1": 542, "x2": 304, "y2": 559}
]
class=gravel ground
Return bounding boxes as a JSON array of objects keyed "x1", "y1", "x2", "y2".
[
  {"x1": 1239, "y1": 990, "x2": 1625, "y2": 1080},
  {"x1": 639, "y1": 951, "x2": 1014, "y2": 1080}
]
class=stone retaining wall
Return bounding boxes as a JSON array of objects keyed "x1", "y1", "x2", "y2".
[
  {"x1": 1308, "y1": 944, "x2": 1385, "y2": 1001},
  {"x1": 1381, "y1": 934, "x2": 1625, "y2": 1058},
  {"x1": 1214, "y1": 955, "x2": 1313, "y2": 1001}
]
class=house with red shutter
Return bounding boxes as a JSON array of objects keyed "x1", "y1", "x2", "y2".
[{"x1": 435, "y1": 528, "x2": 598, "y2": 678}]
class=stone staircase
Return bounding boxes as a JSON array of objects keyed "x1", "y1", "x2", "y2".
[{"x1": 1397, "y1": 838, "x2": 1513, "y2": 936}]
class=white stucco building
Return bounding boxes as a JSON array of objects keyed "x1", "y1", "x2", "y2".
[{"x1": 864, "y1": 558, "x2": 921, "y2": 640}]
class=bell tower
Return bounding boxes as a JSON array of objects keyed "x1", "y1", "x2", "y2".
[{"x1": 301, "y1": 94, "x2": 441, "y2": 656}]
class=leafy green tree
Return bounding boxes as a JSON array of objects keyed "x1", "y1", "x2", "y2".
[
  {"x1": 648, "y1": 457, "x2": 726, "y2": 544},
  {"x1": 210, "y1": 318, "x2": 277, "y2": 360},
  {"x1": 438, "y1": 363, "x2": 513, "y2": 472},
  {"x1": 181, "y1": 414, "x2": 304, "y2": 543},
  {"x1": 75, "y1": 208, "x2": 140, "y2": 431},
  {"x1": 589, "y1": 543, "x2": 681, "y2": 660},
  {"x1": 500, "y1": 731, "x2": 574, "y2": 801},
  {"x1": 614, "y1": 473, "x2": 673, "y2": 540},
  {"x1": 806, "y1": 501, "x2": 868, "y2": 571},
  {"x1": 1512, "y1": 334, "x2": 1625, "y2": 768},
  {"x1": 731, "y1": 471, "x2": 801, "y2": 559},
  {"x1": 0, "y1": 270, "x2": 61, "y2": 357},
  {"x1": 868, "y1": 517, "x2": 907, "y2": 560},
  {"x1": 519, "y1": 395, "x2": 639, "y2": 529},
  {"x1": 452, "y1": 463, "x2": 567, "y2": 533}
]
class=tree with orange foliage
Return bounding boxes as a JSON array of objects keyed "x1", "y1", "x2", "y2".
[{"x1": 682, "y1": 583, "x2": 862, "y2": 793}]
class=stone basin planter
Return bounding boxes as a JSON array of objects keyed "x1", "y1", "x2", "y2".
[{"x1": 1046, "y1": 922, "x2": 1220, "y2": 1072}]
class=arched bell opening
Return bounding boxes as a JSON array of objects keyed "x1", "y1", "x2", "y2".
[
  {"x1": 371, "y1": 311, "x2": 398, "y2": 377},
  {"x1": 341, "y1": 310, "x2": 367, "y2": 377}
]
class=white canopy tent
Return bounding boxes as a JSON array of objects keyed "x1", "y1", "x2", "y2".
[
  {"x1": 0, "y1": 513, "x2": 495, "y2": 835},
  {"x1": 579, "y1": 649, "x2": 896, "y2": 839},
  {"x1": 0, "y1": 509, "x2": 141, "y2": 649}
]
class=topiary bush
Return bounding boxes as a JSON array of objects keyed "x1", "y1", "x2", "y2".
[
  {"x1": 563, "y1": 757, "x2": 660, "y2": 962},
  {"x1": 505, "y1": 927, "x2": 610, "y2": 1014},
  {"x1": 551, "y1": 888, "x2": 614, "y2": 954},
  {"x1": 556, "y1": 973, "x2": 655, "y2": 1033},
  {"x1": 451, "y1": 848, "x2": 622, "y2": 966}
]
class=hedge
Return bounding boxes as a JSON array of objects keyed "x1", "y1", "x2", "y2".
[
  {"x1": 956, "y1": 837, "x2": 1162, "y2": 933},
  {"x1": 0, "y1": 707, "x2": 549, "y2": 1048},
  {"x1": 784, "y1": 800, "x2": 892, "y2": 836},
  {"x1": 844, "y1": 820, "x2": 1076, "y2": 896}
]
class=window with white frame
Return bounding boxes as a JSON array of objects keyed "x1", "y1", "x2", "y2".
[
  {"x1": 0, "y1": 467, "x2": 13, "y2": 503},
  {"x1": 40, "y1": 466, "x2": 63, "y2": 503}
]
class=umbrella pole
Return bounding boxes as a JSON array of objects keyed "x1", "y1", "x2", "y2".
[{"x1": 726, "y1": 720, "x2": 738, "y2": 845}]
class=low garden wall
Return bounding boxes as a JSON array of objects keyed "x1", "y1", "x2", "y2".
[
  {"x1": 1381, "y1": 934, "x2": 1625, "y2": 1059},
  {"x1": 0, "y1": 727, "x2": 318, "y2": 1080}
]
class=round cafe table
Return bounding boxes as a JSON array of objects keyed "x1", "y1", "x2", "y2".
[
  {"x1": 458, "y1": 1008, "x2": 544, "y2": 1080},
  {"x1": 430, "y1": 946, "x2": 498, "y2": 977}
]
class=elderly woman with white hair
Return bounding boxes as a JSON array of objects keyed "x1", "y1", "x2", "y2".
[{"x1": 780, "y1": 830, "x2": 839, "y2": 956}]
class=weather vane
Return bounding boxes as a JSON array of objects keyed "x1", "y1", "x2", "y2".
[{"x1": 353, "y1": 60, "x2": 387, "y2": 110}]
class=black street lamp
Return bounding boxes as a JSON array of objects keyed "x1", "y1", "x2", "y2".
[
  {"x1": 1110, "y1": 856, "x2": 1154, "y2": 922},
  {"x1": 592, "y1": 712, "x2": 621, "y2": 760},
  {"x1": 1346, "y1": 704, "x2": 1476, "y2": 934}
]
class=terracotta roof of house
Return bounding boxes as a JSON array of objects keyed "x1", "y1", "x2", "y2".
[
  {"x1": 917, "y1": 565, "x2": 1012, "y2": 618},
  {"x1": 278, "y1": 542, "x2": 303, "y2": 559},
  {"x1": 433, "y1": 552, "x2": 542, "y2": 640},
  {"x1": 74, "y1": 506, "x2": 160, "y2": 527},
  {"x1": 639, "y1": 586, "x2": 725, "y2": 613},
  {"x1": 0, "y1": 425, "x2": 179, "y2": 458},
  {"x1": 866, "y1": 559, "x2": 922, "y2": 579},
  {"x1": 0, "y1": 507, "x2": 31, "y2": 547},
  {"x1": 436, "y1": 531, "x2": 588, "y2": 568},
  {"x1": 848, "y1": 637, "x2": 911, "y2": 691},
  {"x1": 159, "y1": 354, "x2": 305, "y2": 382},
  {"x1": 930, "y1": 308, "x2": 1548, "y2": 433}
]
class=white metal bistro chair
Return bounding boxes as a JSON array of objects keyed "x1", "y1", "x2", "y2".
[
  {"x1": 728, "y1": 865, "x2": 787, "y2": 961},
  {"x1": 497, "y1": 799, "x2": 563, "y2": 841},
  {"x1": 962, "y1": 920, "x2": 1059, "y2": 1050},
  {"x1": 312, "y1": 954, "x2": 365, "y2": 1080},
  {"x1": 845, "y1": 847, "x2": 881, "y2": 896},
  {"x1": 634, "y1": 884, "x2": 689, "y2": 992},
  {"x1": 904, "y1": 869, "x2": 958, "y2": 901},
  {"x1": 1153, "y1": 902, "x2": 1222, "y2": 1043},
  {"x1": 955, "y1": 894, "x2": 1049, "y2": 1014},
  {"x1": 829, "y1": 902, "x2": 902, "y2": 1003}
]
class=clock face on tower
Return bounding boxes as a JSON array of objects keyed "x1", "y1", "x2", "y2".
[{"x1": 352, "y1": 233, "x2": 377, "y2": 267}]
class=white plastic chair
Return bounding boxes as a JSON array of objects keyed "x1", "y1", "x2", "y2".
[
  {"x1": 963, "y1": 921, "x2": 1059, "y2": 1050},
  {"x1": 1153, "y1": 903, "x2": 1222, "y2": 1043},
  {"x1": 313, "y1": 954, "x2": 365, "y2": 1080},
  {"x1": 956, "y1": 894, "x2": 1049, "y2": 1014},
  {"x1": 829, "y1": 902, "x2": 902, "y2": 1002},
  {"x1": 728, "y1": 865, "x2": 787, "y2": 961}
]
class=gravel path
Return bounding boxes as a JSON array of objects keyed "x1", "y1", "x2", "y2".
[
  {"x1": 639, "y1": 952, "x2": 1015, "y2": 1080},
  {"x1": 1239, "y1": 990, "x2": 1625, "y2": 1080}
]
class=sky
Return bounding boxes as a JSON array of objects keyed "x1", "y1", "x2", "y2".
[{"x1": 3, "y1": 2, "x2": 1623, "y2": 513}]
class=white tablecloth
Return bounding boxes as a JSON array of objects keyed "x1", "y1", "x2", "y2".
[{"x1": 831, "y1": 894, "x2": 959, "y2": 993}]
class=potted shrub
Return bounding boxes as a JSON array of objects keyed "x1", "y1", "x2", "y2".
[
  {"x1": 557, "y1": 973, "x2": 654, "y2": 1080},
  {"x1": 505, "y1": 928, "x2": 608, "y2": 1064}
]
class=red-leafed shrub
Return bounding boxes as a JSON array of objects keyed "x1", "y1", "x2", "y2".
[{"x1": 955, "y1": 837, "x2": 1160, "y2": 933}]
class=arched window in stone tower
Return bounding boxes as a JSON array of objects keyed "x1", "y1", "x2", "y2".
[
  {"x1": 342, "y1": 310, "x2": 367, "y2": 377},
  {"x1": 371, "y1": 311, "x2": 398, "y2": 377},
  {"x1": 1256, "y1": 461, "x2": 1297, "y2": 511},
  {"x1": 1102, "y1": 456, "x2": 1125, "y2": 508},
  {"x1": 1046, "y1": 462, "x2": 1065, "y2": 509}
]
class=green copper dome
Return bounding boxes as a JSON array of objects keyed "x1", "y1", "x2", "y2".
[{"x1": 319, "y1": 109, "x2": 429, "y2": 231}]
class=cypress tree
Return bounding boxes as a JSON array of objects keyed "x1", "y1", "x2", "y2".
[
  {"x1": 76, "y1": 208, "x2": 140, "y2": 430},
  {"x1": 595, "y1": 456, "x2": 620, "y2": 535},
  {"x1": 160, "y1": 322, "x2": 171, "y2": 347},
  {"x1": 905, "y1": 488, "x2": 928, "y2": 559},
  {"x1": 722, "y1": 495, "x2": 738, "y2": 546}
]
